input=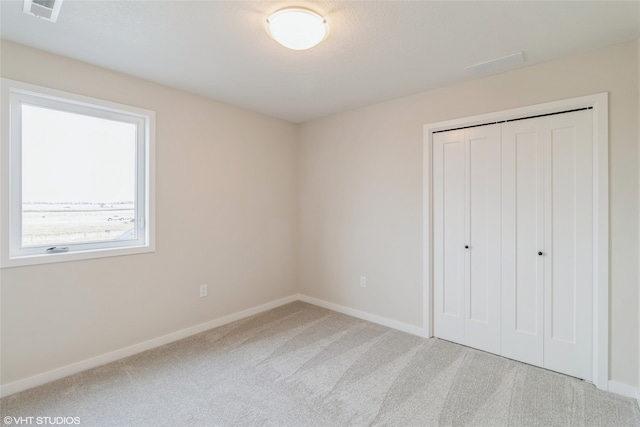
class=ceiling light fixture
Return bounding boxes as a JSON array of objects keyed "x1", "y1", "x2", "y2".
[{"x1": 266, "y1": 8, "x2": 328, "y2": 51}]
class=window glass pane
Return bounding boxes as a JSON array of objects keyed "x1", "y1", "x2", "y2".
[{"x1": 21, "y1": 104, "x2": 137, "y2": 247}]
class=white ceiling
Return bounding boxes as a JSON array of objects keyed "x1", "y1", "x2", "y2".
[{"x1": 2, "y1": 1, "x2": 639, "y2": 123}]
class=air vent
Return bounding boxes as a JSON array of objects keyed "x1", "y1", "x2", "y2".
[
  {"x1": 465, "y1": 52, "x2": 525, "y2": 77},
  {"x1": 23, "y1": 0, "x2": 63, "y2": 23}
]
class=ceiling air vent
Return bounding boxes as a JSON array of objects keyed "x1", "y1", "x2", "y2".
[
  {"x1": 23, "y1": 0, "x2": 63, "y2": 23},
  {"x1": 465, "y1": 52, "x2": 525, "y2": 77}
]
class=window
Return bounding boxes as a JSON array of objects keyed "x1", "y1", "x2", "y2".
[{"x1": 1, "y1": 79, "x2": 155, "y2": 267}]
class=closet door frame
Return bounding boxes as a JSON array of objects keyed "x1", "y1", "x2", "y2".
[{"x1": 423, "y1": 93, "x2": 609, "y2": 391}]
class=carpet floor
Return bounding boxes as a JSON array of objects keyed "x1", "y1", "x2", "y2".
[{"x1": 2, "y1": 301, "x2": 639, "y2": 426}]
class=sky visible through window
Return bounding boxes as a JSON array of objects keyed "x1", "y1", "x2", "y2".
[{"x1": 21, "y1": 104, "x2": 137, "y2": 246}]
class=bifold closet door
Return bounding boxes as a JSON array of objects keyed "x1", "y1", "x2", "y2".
[
  {"x1": 464, "y1": 125, "x2": 501, "y2": 354},
  {"x1": 501, "y1": 118, "x2": 545, "y2": 367},
  {"x1": 543, "y1": 110, "x2": 593, "y2": 381},
  {"x1": 433, "y1": 130, "x2": 465, "y2": 345},
  {"x1": 501, "y1": 109, "x2": 593, "y2": 381},
  {"x1": 433, "y1": 125, "x2": 501, "y2": 354}
]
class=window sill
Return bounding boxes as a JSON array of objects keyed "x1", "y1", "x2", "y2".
[{"x1": 0, "y1": 244, "x2": 155, "y2": 269}]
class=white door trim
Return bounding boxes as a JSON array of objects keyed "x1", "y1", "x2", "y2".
[{"x1": 422, "y1": 93, "x2": 609, "y2": 390}]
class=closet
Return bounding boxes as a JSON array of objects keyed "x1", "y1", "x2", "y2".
[{"x1": 432, "y1": 109, "x2": 593, "y2": 381}]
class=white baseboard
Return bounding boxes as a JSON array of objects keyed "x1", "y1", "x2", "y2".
[
  {"x1": 0, "y1": 294, "x2": 298, "y2": 398},
  {"x1": 221, "y1": 295, "x2": 299, "y2": 324},
  {"x1": 5, "y1": 293, "x2": 636, "y2": 403},
  {"x1": 608, "y1": 381, "x2": 639, "y2": 400},
  {"x1": 299, "y1": 296, "x2": 640, "y2": 402},
  {"x1": 297, "y1": 294, "x2": 428, "y2": 338}
]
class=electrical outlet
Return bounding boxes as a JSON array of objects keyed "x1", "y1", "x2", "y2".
[
  {"x1": 360, "y1": 276, "x2": 367, "y2": 288},
  {"x1": 200, "y1": 284, "x2": 208, "y2": 297}
]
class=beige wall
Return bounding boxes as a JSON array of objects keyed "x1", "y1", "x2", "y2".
[
  {"x1": 298, "y1": 40, "x2": 640, "y2": 387},
  {"x1": 2, "y1": 39, "x2": 639, "y2": 391},
  {"x1": 0, "y1": 41, "x2": 298, "y2": 384}
]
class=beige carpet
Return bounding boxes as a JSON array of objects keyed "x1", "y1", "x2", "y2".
[{"x1": 2, "y1": 301, "x2": 639, "y2": 426}]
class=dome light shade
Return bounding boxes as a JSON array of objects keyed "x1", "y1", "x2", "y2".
[{"x1": 266, "y1": 8, "x2": 328, "y2": 50}]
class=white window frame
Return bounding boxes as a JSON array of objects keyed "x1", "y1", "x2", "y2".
[{"x1": 1, "y1": 79, "x2": 155, "y2": 268}]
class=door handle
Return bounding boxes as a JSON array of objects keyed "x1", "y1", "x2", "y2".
[
  {"x1": 538, "y1": 251, "x2": 543, "y2": 256},
  {"x1": 465, "y1": 245, "x2": 469, "y2": 249}
]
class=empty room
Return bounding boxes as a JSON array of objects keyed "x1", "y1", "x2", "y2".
[{"x1": 1, "y1": 1, "x2": 640, "y2": 426}]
